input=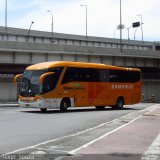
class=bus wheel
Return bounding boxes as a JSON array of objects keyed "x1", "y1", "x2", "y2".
[
  {"x1": 40, "y1": 108, "x2": 47, "y2": 112},
  {"x1": 60, "y1": 98, "x2": 70, "y2": 112},
  {"x1": 116, "y1": 97, "x2": 124, "y2": 109},
  {"x1": 95, "y1": 106, "x2": 105, "y2": 110}
]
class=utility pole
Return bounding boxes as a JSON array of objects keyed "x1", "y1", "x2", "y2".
[
  {"x1": 137, "y1": 14, "x2": 144, "y2": 43},
  {"x1": 120, "y1": 0, "x2": 122, "y2": 53},
  {"x1": 5, "y1": 0, "x2": 7, "y2": 32},
  {"x1": 47, "y1": 10, "x2": 54, "y2": 43},
  {"x1": 80, "y1": 4, "x2": 88, "y2": 37}
]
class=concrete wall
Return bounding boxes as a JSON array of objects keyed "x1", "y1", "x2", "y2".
[
  {"x1": 0, "y1": 80, "x2": 17, "y2": 102},
  {"x1": 142, "y1": 80, "x2": 160, "y2": 102},
  {"x1": 0, "y1": 26, "x2": 160, "y2": 68}
]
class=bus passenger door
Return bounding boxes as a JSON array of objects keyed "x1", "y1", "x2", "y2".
[{"x1": 42, "y1": 73, "x2": 58, "y2": 108}]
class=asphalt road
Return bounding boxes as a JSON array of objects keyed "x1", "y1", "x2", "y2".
[{"x1": 0, "y1": 103, "x2": 153, "y2": 156}]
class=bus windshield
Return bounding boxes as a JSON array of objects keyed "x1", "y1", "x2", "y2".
[
  {"x1": 19, "y1": 70, "x2": 46, "y2": 97},
  {"x1": 19, "y1": 67, "x2": 64, "y2": 97}
]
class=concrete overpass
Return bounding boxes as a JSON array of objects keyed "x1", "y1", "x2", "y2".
[{"x1": 0, "y1": 26, "x2": 160, "y2": 102}]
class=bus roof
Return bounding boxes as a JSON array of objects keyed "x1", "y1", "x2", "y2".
[{"x1": 26, "y1": 61, "x2": 140, "y2": 72}]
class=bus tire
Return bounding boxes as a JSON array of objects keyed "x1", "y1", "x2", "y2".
[
  {"x1": 60, "y1": 98, "x2": 70, "y2": 112},
  {"x1": 95, "y1": 106, "x2": 105, "y2": 110},
  {"x1": 40, "y1": 108, "x2": 47, "y2": 112},
  {"x1": 116, "y1": 97, "x2": 124, "y2": 109}
]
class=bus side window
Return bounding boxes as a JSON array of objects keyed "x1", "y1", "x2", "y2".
[
  {"x1": 109, "y1": 70, "x2": 140, "y2": 83},
  {"x1": 99, "y1": 70, "x2": 109, "y2": 82},
  {"x1": 43, "y1": 74, "x2": 56, "y2": 93},
  {"x1": 62, "y1": 68, "x2": 111, "y2": 83},
  {"x1": 62, "y1": 68, "x2": 74, "y2": 84},
  {"x1": 109, "y1": 70, "x2": 117, "y2": 82}
]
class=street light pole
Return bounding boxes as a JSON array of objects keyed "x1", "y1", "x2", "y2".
[
  {"x1": 120, "y1": 0, "x2": 122, "y2": 53},
  {"x1": 5, "y1": 0, "x2": 7, "y2": 32},
  {"x1": 47, "y1": 10, "x2": 54, "y2": 43},
  {"x1": 27, "y1": 21, "x2": 34, "y2": 42},
  {"x1": 127, "y1": 26, "x2": 132, "y2": 40},
  {"x1": 80, "y1": 4, "x2": 88, "y2": 37},
  {"x1": 134, "y1": 27, "x2": 138, "y2": 40},
  {"x1": 137, "y1": 14, "x2": 144, "y2": 43}
]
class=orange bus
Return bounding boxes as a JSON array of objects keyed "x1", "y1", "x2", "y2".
[{"x1": 14, "y1": 61, "x2": 142, "y2": 112}]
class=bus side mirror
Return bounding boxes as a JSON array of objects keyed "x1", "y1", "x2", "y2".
[
  {"x1": 14, "y1": 74, "x2": 23, "y2": 85},
  {"x1": 39, "y1": 72, "x2": 55, "y2": 84}
]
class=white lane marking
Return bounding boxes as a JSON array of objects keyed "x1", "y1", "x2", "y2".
[
  {"x1": 146, "y1": 107, "x2": 158, "y2": 114},
  {"x1": 142, "y1": 104, "x2": 160, "y2": 113},
  {"x1": 69, "y1": 115, "x2": 142, "y2": 154},
  {"x1": 142, "y1": 132, "x2": 160, "y2": 160},
  {"x1": 34, "y1": 147, "x2": 69, "y2": 153},
  {"x1": 1, "y1": 104, "x2": 159, "y2": 157}
]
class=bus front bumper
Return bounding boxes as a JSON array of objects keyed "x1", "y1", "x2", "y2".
[{"x1": 18, "y1": 99, "x2": 45, "y2": 109}]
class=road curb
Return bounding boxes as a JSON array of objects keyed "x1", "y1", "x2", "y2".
[{"x1": 0, "y1": 103, "x2": 19, "y2": 107}]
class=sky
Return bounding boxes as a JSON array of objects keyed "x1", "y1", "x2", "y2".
[{"x1": 0, "y1": 0, "x2": 160, "y2": 42}]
